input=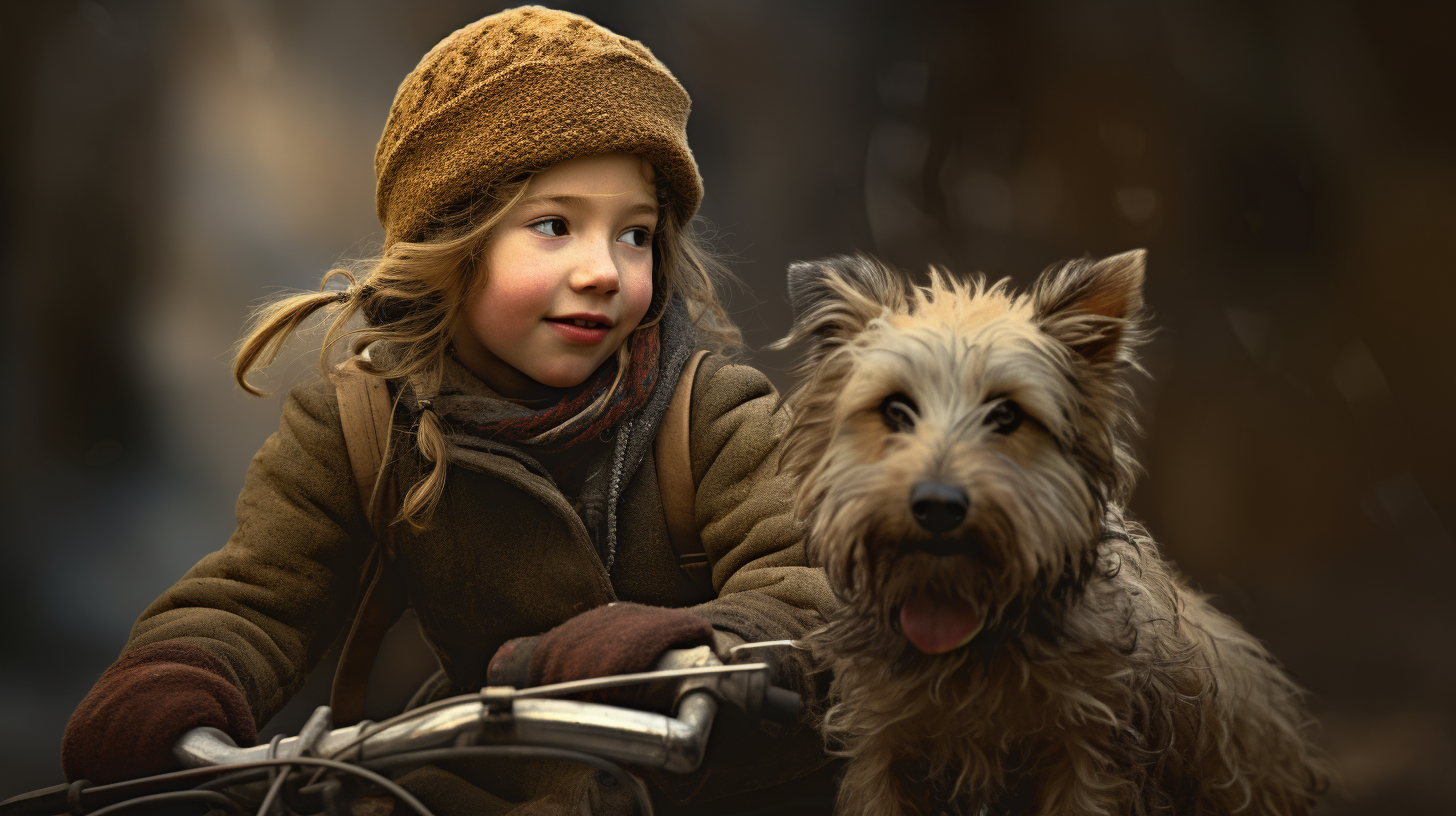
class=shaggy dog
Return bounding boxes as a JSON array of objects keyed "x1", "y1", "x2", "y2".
[{"x1": 774, "y1": 251, "x2": 1325, "y2": 815}]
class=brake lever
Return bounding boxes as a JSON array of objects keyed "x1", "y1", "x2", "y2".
[
  {"x1": 728, "y1": 639, "x2": 801, "y2": 656},
  {"x1": 510, "y1": 661, "x2": 771, "y2": 699},
  {"x1": 664, "y1": 642, "x2": 802, "y2": 733}
]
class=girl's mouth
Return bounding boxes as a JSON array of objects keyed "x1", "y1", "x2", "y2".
[{"x1": 546, "y1": 316, "x2": 613, "y2": 343}]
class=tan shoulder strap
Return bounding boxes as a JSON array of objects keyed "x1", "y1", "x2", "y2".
[
  {"x1": 333, "y1": 356, "x2": 395, "y2": 539},
  {"x1": 330, "y1": 356, "x2": 407, "y2": 726},
  {"x1": 656, "y1": 350, "x2": 711, "y2": 594}
]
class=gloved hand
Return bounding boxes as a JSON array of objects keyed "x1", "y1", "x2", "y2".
[
  {"x1": 62, "y1": 642, "x2": 256, "y2": 784},
  {"x1": 487, "y1": 602, "x2": 715, "y2": 711}
]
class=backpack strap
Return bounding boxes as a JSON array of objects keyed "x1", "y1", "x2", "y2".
[
  {"x1": 329, "y1": 356, "x2": 408, "y2": 727},
  {"x1": 334, "y1": 356, "x2": 396, "y2": 538},
  {"x1": 656, "y1": 350, "x2": 712, "y2": 595}
]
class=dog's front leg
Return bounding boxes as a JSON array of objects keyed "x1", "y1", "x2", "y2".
[
  {"x1": 836, "y1": 746, "x2": 932, "y2": 816},
  {"x1": 1026, "y1": 736, "x2": 1131, "y2": 816}
]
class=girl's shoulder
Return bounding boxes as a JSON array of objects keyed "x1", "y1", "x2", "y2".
[
  {"x1": 264, "y1": 375, "x2": 353, "y2": 458},
  {"x1": 687, "y1": 352, "x2": 781, "y2": 414},
  {"x1": 272, "y1": 362, "x2": 398, "y2": 454},
  {"x1": 683, "y1": 353, "x2": 790, "y2": 468}
]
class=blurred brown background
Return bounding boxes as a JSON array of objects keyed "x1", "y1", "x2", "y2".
[{"x1": 2, "y1": 1, "x2": 1452, "y2": 812}]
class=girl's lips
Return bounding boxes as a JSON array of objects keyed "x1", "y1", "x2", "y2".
[{"x1": 545, "y1": 316, "x2": 612, "y2": 344}]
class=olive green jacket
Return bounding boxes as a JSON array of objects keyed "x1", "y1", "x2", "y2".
[{"x1": 122, "y1": 351, "x2": 835, "y2": 813}]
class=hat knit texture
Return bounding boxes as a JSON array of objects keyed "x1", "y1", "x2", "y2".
[{"x1": 375, "y1": 5, "x2": 702, "y2": 248}]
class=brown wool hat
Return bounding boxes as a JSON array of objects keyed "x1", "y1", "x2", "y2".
[{"x1": 375, "y1": 5, "x2": 702, "y2": 248}]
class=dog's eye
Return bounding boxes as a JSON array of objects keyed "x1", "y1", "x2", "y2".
[
  {"x1": 986, "y1": 399, "x2": 1024, "y2": 434},
  {"x1": 881, "y1": 394, "x2": 918, "y2": 432}
]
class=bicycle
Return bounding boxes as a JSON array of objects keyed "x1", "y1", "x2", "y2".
[{"x1": 0, "y1": 642, "x2": 803, "y2": 816}]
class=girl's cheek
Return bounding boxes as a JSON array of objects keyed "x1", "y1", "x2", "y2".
[{"x1": 621, "y1": 263, "x2": 655, "y2": 330}]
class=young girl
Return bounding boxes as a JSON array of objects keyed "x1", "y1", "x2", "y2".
[{"x1": 61, "y1": 7, "x2": 836, "y2": 814}]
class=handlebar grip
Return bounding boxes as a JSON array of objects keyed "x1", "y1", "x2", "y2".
[
  {"x1": 0, "y1": 783, "x2": 73, "y2": 816},
  {"x1": 760, "y1": 685, "x2": 800, "y2": 727}
]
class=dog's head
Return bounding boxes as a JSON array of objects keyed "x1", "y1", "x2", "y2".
[{"x1": 775, "y1": 251, "x2": 1148, "y2": 656}]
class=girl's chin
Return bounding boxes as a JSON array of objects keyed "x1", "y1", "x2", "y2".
[
  {"x1": 467, "y1": 343, "x2": 617, "y2": 399},
  {"x1": 466, "y1": 357, "x2": 594, "y2": 401},
  {"x1": 524, "y1": 357, "x2": 612, "y2": 392}
]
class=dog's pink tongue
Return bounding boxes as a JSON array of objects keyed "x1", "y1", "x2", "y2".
[{"x1": 900, "y1": 593, "x2": 982, "y2": 655}]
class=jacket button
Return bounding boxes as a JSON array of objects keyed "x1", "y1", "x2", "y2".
[{"x1": 596, "y1": 769, "x2": 620, "y2": 787}]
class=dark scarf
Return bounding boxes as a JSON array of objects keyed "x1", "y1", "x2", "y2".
[{"x1": 392, "y1": 296, "x2": 695, "y2": 570}]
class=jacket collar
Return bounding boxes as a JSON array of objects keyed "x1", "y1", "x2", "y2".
[{"x1": 385, "y1": 293, "x2": 699, "y2": 571}]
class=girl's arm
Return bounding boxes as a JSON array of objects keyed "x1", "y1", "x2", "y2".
[
  {"x1": 129, "y1": 379, "x2": 373, "y2": 719},
  {"x1": 686, "y1": 357, "x2": 837, "y2": 702},
  {"x1": 65, "y1": 379, "x2": 372, "y2": 782}
]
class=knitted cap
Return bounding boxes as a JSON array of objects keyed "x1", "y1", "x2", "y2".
[{"x1": 375, "y1": 6, "x2": 702, "y2": 248}]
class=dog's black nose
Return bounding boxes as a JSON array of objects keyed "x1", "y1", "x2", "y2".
[{"x1": 910, "y1": 481, "x2": 968, "y2": 533}]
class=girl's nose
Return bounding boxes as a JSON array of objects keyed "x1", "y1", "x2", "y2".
[{"x1": 570, "y1": 238, "x2": 621, "y2": 294}]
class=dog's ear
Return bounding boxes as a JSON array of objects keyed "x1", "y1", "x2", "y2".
[
  {"x1": 1032, "y1": 248, "x2": 1147, "y2": 363},
  {"x1": 772, "y1": 254, "x2": 909, "y2": 363}
]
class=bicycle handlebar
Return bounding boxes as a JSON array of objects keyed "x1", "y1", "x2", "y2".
[
  {"x1": 0, "y1": 645, "x2": 802, "y2": 816},
  {"x1": 173, "y1": 644, "x2": 782, "y2": 774},
  {"x1": 173, "y1": 684, "x2": 725, "y2": 774}
]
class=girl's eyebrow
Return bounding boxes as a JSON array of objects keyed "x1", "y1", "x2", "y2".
[{"x1": 520, "y1": 194, "x2": 659, "y2": 218}]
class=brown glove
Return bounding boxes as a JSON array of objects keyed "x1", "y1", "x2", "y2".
[
  {"x1": 62, "y1": 642, "x2": 257, "y2": 784},
  {"x1": 486, "y1": 602, "x2": 714, "y2": 710}
]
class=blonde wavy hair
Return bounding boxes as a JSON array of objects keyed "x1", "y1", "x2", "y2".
[{"x1": 233, "y1": 167, "x2": 741, "y2": 530}]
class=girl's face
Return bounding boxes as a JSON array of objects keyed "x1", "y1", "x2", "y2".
[{"x1": 452, "y1": 153, "x2": 658, "y2": 399}]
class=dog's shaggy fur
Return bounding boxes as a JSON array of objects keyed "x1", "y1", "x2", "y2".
[{"x1": 775, "y1": 251, "x2": 1326, "y2": 816}]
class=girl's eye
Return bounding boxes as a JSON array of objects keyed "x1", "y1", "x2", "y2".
[
  {"x1": 530, "y1": 218, "x2": 568, "y2": 237},
  {"x1": 880, "y1": 393, "x2": 918, "y2": 432},
  {"x1": 620, "y1": 227, "x2": 652, "y2": 248},
  {"x1": 986, "y1": 399, "x2": 1025, "y2": 435}
]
